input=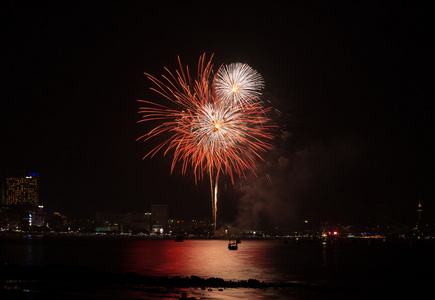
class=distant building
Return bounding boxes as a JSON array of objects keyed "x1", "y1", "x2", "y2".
[
  {"x1": 95, "y1": 211, "x2": 152, "y2": 232},
  {"x1": 29, "y1": 205, "x2": 46, "y2": 227},
  {"x1": 375, "y1": 203, "x2": 392, "y2": 229},
  {"x1": 4, "y1": 173, "x2": 39, "y2": 206},
  {"x1": 0, "y1": 207, "x2": 21, "y2": 229},
  {"x1": 0, "y1": 179, "x2": 5, "y2": 205},
  {"x1": 415, "y1": 201, "x2": 423, "y2": 231},
  {"x1": 151, "y1": 204, "x2": 168, "y2": 227}
]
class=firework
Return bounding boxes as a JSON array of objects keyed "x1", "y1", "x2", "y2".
[
  {"x1": 213, "y1": 62, "x2": 265, "y2": 107},
  {"x1": 137, "y1": 54, "x2": 273, "y2": 231}
]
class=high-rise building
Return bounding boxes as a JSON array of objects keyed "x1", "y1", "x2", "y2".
[
  {"x1": 151, "y1": 204, "x2": 168, "y2": 227},
  {"x1": 416, "y1": 201, "x2": 423, "y2": 231},
  {"x1": 5, "y1": 173, "x2": 39, "y2": 206},
  {"x1": 0, "y1": 179, "x2": 5, "y2": 205}
]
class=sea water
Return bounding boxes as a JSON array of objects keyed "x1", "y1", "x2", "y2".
[{"x1": 1, "y1": 237, "x2": 433, "y2": 299}]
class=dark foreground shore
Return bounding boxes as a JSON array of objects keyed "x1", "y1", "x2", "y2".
[
  {"x1": 1, "y1": 238, "x2": 434, "y2": 299},
  {"x1": 0, "y1": 264, "x2": 330, "y2": 299},
  {"x1": 2, "y1": 263, "x2": 434, "y2": 299}
]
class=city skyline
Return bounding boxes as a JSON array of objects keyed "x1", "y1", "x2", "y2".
[
  {"x1": 2, "y1": 1, "x2": 433, "y2": 227},
  {"x1": 0, "y1": 170, "x2": 430, "y2": 233}
]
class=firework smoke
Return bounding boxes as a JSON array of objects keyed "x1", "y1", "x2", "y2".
[{"x1": 137, "y1": 54, "x2": 274, "y2": 231}]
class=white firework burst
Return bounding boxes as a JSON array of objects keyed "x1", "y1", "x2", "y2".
[
  {"x1": 191, "y1": 102, "x2": 244, "y2": 154},
  {"x1": 214, "y1": 62, "x2": 265, "y2": 107}
]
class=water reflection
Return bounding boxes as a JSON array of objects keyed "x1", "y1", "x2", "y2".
[
  {"x1": 24, "y1": 239, "x2": 44, "y2": 265},
  {"x1": 122, "y1": 240, "x2": 284, "y2": 282},
  {"x1": 0, "y1": 238, "x2": 340, "y2": 284},
  {"x1": 1, "y1": 237, "x2": 433, "y2": 299},
  {"x1": 321, "y1": 241, "x2": 328, "y2": 268}
]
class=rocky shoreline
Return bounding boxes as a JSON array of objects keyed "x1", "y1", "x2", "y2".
[
  {"x1": 2, "y1": 263, "x2": 327, "y2": 286},
  {"x1": 0, "y1": 264, "x2": 330, "y2": 299}
]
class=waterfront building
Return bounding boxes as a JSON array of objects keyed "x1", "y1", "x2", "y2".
[
  {"x1": 151, "y1": 204, "x2": 168, "y2": 227},
  {"x1": 0, "y1": 208, "x2": 21, "y2": 229},
  {"x1": 95, "y1": 211, "x2": 152, "y2": 233},
  {"x1": 29, "y1": 205, "x2": 46, "y2": 227},
  {"x1": 4, "y1": 173, "x2": 39, "y2": 206}
]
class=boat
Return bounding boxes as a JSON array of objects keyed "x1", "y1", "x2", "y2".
[
  {"x1": 174, "y1": 235, "x2": 184, "y2": 242},
  {"x1": 228, "y1": 240, "x2": 238, "y2": 250}
]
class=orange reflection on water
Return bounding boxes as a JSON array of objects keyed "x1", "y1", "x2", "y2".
[{"x1": 121, "y1": 240, "x2": 280, "y2": 282}]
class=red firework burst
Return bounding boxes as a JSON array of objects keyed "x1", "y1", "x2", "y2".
[
  {"x1": 137, "y1": 54, "x2": 274, "y2": 183},
  {"x1": 137, "y1": 53, "x2": 274, "y2": 231}
]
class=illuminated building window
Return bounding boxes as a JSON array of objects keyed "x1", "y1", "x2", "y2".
[{"x1": 5, "y1": 175, "x2": 39, "y2": 206}]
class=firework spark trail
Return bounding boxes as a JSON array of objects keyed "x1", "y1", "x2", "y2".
[{"x1": 137, "y1": 54, "x2": 274, "y2": 231}]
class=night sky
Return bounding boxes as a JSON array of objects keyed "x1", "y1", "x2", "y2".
[{"x1": 2, "y1": 1, "x2": 433, "y2": 228}]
